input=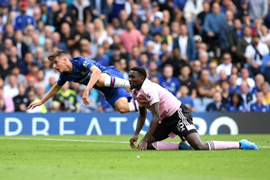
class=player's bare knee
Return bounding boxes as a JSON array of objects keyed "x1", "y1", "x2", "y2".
[
  {"x1": 96, "y1": 79, "x2": 103, "y2": 87},
  {"x1": 117, "y1": 107, "x2": 129, "y2": 114}
]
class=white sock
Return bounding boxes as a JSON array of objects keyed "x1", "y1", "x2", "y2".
[
  {"x1": 104, "y1": 76, "x2": 130, "y2": 88},
  {"x1": 128, "y1": 100, "x2": 139, "y2": 112}
]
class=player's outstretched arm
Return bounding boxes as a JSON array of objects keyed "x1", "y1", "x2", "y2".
[
  {"x1": 82, "y1": 66, "x2": 101, "y2": 105},
  {"x1": 27, "y1": 83, "x2": 62, "y2": 110},
  {"x1": 130, "y1": 106, "x2": 147, "y2": 149},
  {"x1": 137, "y1": 103, "x2": 160, "y2": 151}
]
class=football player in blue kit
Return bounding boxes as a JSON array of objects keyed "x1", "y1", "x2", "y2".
[{"x1": 28, "y1": 49, "x2": 138, "y2": 113}]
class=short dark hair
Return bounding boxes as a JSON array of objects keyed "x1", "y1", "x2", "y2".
[
  {"x1": 47, "y1": 49, "x2": 66, "y2": 62},
  {"x1": 131, "y1": 67, "x2": 147, "y2": 79}
]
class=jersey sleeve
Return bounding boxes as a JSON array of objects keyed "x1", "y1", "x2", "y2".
[
  {"x1": 57, "y1": 73, "x2": 66, "y2": 86},
  {"x1": 80, "y1": 58, "x2": 95, "y2": 70}
]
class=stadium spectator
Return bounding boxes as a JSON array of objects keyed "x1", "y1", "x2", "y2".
[
  {"x1": 191, "y1": 60, "x2": 201, "y2": 81},
  {"x1": 3, "y1": 23, "x2": 15, "y2": 41},
  {"x1": 236, "y1": 68, "x2": 255, "y2": 91},
  {"x1": 208, "y1": 62, "x2": 219, "y2": 83},
  {"x1": 0, "y1": 53, "x2": 12, "y2": 80},
  {"x1": 26, "y1": 90, "x2": 47, "y2": 113},
  {"x1": 159, "y1": 64, "x2": 180, "y2": 96},
  {"x1": 176, "y1": 85, "x2": 195, "y2": 112},
  {"x1": 71, "y1": 0, "x2": 91, "y2": 24},
  {"x1": 119, "y1": 9, "x2": 129, "y2": 29},
  {"x1": 52, "y1": 31, "x2": 68, "y2": 53},
  {"x1": 93, "y1": 45, "x2": 110, "y2": 67},
  {"x1": 260, "y1": 25, "x2": 270, "y2": 46},
  {"x1": 60, "y1": 22, "x2": 71, "y2": 44},
  {"x1": 148, "y1": 60, "x2": 162, "y2": 79},
  {"x1": 219, "y1": 10, "x2": 234, "y2": 53},
  {"x1": 25, "y1": 63, "x2": 39, "y2": 83},
  {"x1": 245, "y1": 0, "x2": 268, "y2": 20},
  {"x1": 89, "y1": 0, "x2": 107, "y2": 22},
  {"x1": 229, "y1": 74, "x2": 240, "y2": 94},
  {"x1": 206, "y1": 91, "x2": 227, "y2": 112},
  {"x1": 203, "y1": 2, "x2": 226, "y2": 53},
  {"x1": 25, "y1": 76, "x2": 36, "y2": 96},
  {"x1": 45, "y1": 76, "x2": 56, "y2": 93},
  {"x1": 173, "y1": 24, "x2": 196, "y2": 61},
  {"x1": 217, "y1": 53, "x2": 233, "y2": 76},
  {"x1": 76, "y1": 85, "x2": 98, "y2": 113},
  {"x1": 197, "y1": 69, "x2": 215, "y2": 98},
  {"x1": 53, "y1": 0, "x2": 75, "y2": 33},
  {"x1": 240, "y1": 81, "x2": 254, "y2": 111},
  {"x1": 137, "y1": 53, "x2": 149, "y2": 69},
  {"x1": 3, "y1": 74, "x2": 19, "y2": 99},
  {"x1": 14, "y1": 1, "x2": 36, "y2": 31},
  {"x1": 138, "y1": 0, "x2": 151, "y2": 18},
  {"x1": 227, "y1": 18, "x2": 242, "y2": 62},
  {"x1": 120, "y1": 19, "x2": 143, "y2": 54},
  {"x1": 250, "y1": 92, "x2": 268, "y2": 112},
  {"x1": 251, "y1": 74, "x2": 265, "y2": 94},
  {"x1": 103, "y1": 39, "x2": 113, "y2": 57},
  {"x1": 261, "y1": 82, "x2": 270, "y2": 105},
  {"x1": 67, "y1": 21, "x2": 91, "y2": 51},
  {"x1": 220, "y1": 80, "x2": 231, "y2": 104},
  {"x1": 4, "y1": 66, "x2": 28, "y2": 88},
  {"x1": 14, "y1": 30, "x2": 29, "y2": 61},
  {"x1": 198, "y1": 51, "x2": 209, "y2": 70},
  {"x1": 36, "y1": 82, "x2": 53, "y2": 112},
  {"x1": 129, "y1": 3, "x2": 143, "y2": 29},
  {"x1": 184, "y1": 0, "x2": 203, "y2": 38},
  {"x1": 236, "y1": 26, "x2": 252, "y2": 66},
  {"x1": 53, "y1": 82, "x2": 78, "y2": 112},
  {"x1": 245, "y1": 33, "x2": 269, "y2": 77},
  {"x1": 178, "y1": 65, "x2": 196, "y2": 98},
  {"x1": 215, "y1": 70, "x2": 228, "y2": 87},
  {"x1": 34, "y1": 47, "x2": 44, "y2": 68},
  {"x1": 0, "y1": 87, "x2": 14, "y2": 112},
  {"x1": 195, "y1": 0, "x2": 210, "y2": 39},
  {"x1": 13, "y1": 83, "x2": 28, "y2": 112},
  {"x1": 3, "y1": 38, "x2": 13, "y2": 57},
  {"x1": 227, "y1": 92, "x2": 246, "y2": 112}
]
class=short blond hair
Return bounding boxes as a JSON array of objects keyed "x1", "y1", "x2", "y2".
[{"x1": 47, "y1": 49, "x2": 66, "y2": 62}]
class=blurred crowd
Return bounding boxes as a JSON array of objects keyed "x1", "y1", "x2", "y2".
[{"x1": 1, "y1": 0, "x2": 270, "y2": 113}]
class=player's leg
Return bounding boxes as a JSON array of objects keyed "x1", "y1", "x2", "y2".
[
  {"x1": 114, "y1": 97, "x2": 138, "y2": 113},
  {"x1": 148, "y1": 123, "x2": 179, "y2": 150},
  {"x1": 185, "y1": 132, "x2": 258, "y2": 150},
  {"x1": 178, "y1": 105, "x2": 258, "y2": 150},
  {"x1": 96, "y1": 73, "x2": 130, "y2": 88}
]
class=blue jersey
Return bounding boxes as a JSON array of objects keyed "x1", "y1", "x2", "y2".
[
  {"x1": 250, "y1": 103, "x2": 268, "y2": 112},
  {"x1": 57, "y1": 56, "x2": 131, "y2": 109},
  {"x1": 227, "y1": 103, "x2": 246, "y2": 112},
  {"x1": 159, "y1": 76, "x2": 180, "y2": 96},
  {"x1": 229, "y1": 86, "x2": 240, "y2": 94},
  {"x1": 178, "y1": 96, "x2": 194, "y2": 108},
  {"x1": 251, "y1": 86, "x2": 260, "y2": 94},
  {"x1": 57, "y1": 56, "x2": 107, "y2": 86}
]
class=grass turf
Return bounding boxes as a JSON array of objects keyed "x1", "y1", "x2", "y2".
[{"x1": 0, "y1": 135, "x2": 269, "y2": 180}]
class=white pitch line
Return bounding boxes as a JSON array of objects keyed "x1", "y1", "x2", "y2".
[
  {"x1": 0, "y1": 137, "x2": 269, "y2": 148},
  {"x1": 0, "y1": 137, "x2": 129, "y2": 144}
]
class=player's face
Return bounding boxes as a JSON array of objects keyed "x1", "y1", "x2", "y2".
[
  {"x1": 52, "y1": 57, "x2": 66, "y2": 73},
  {"x1": 129, "y1": 71, "x2": 143, "y2": 90}
]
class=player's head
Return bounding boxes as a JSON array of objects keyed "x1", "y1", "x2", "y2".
[
  {"x1": 47, "y1": 49, "x2": 68, "y2": 73},
  {"x1": 129, "y1": 67, "x2": 147, "y2": 90}
]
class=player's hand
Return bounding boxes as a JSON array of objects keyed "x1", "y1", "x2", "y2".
[
  {"x1": 27, "y1": 101, "x2": 43, "y2": 110},
  {"x1": 130, "y1": 135, "x2": 138, "y2": 149},
  {"x1": 137, "y1": 140, "x2": 148, "y2": 151},
  {"x1": 82, "y1": 90, "x2": 90, "y2": 105}
]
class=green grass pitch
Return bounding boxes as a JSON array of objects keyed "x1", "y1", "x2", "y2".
[{"x1": 0, "y1": 135, "x2": 269, "y2": 180}]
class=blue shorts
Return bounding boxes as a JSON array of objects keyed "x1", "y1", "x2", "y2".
[{"x1": 95, "y1": 66, "x2": 132, "y2": 109}]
